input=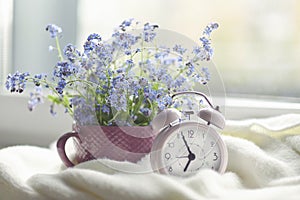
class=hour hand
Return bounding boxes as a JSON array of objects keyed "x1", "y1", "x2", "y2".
[
  {"x1": 183, "y1": 159, "x2": 191, "y2": 172},
  {"x1": 183, "y1": 153, "x2": 196, "y2": 172}
]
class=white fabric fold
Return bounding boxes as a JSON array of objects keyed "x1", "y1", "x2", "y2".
[{"x1": 1, "y1": 114, "x2": 300, "y2": 200}]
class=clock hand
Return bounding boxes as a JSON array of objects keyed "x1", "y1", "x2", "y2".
[
  {"x1": 176, "y1": 155, "x2": 189, "y2": 158},
  {"x1": 181, "y1": 132, "x2": 193, "y2": 155},
  {"x1": 183, "y1": 159, "x2": 191, "y2": 172},
  {"x1": 181, "y1": 132, "x2": 197, "y2": 172},
  {"x1": 183, "y1": 153, "x2": 196, "y2": 172}
]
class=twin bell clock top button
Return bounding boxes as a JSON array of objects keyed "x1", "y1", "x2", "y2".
[{"x1": 150, "y1": 91, "x2": 228, "y2": 177}]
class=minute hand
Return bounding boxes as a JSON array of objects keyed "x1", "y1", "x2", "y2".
[
  {"x1": 181, "y1": 132, "x2": 192, "y2": 154},
  {"x1": 181, "y1": 132, "x2": 196, "y2": 172}
]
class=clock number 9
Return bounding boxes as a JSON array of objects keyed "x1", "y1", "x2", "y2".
[{"x1": 165, "y1": 153, "x2": 171, "y2": 160}]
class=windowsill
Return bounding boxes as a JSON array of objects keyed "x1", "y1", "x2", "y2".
[
  {"x1": 0, "y1": 94, "x2": 73, "y2": 148},
  {"x1": 1, "y1": 94, "x2": 300, "y2": 148},
  {"x1": 225, "y1": 96, "x2": 300, "y2": 120}
]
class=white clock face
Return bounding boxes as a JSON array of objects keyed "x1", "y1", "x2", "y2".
[{"x1": 151, "y1": 122, "x2": 227, "y2": 177}]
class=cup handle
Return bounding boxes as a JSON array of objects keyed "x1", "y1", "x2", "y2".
[{"x1": 56, "y1": 132, "x2": 80, "y2": 167}]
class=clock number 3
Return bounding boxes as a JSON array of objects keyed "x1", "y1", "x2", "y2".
[{"x1": 213, "y1": 152, "x2": 218, "y2": 161}]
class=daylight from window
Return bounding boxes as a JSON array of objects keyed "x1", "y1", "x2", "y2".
[{"x1": 2, "y1": 0, "x2": 300, "y2": 99}]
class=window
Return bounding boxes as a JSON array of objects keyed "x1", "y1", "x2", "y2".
[
  {"x1": 11, "y1": 0, "x2": 78, "y2": 75},
  {"x1": 1, "y1": 0, "x2": 300, "y2": 147},
  {"x1": 0, "y1": 0, "x2": 13, "y2": 88},
  {"x1": 0, "y1": 0, "x2": 78, "y2": 147},
  {"x1": 76, "y1": 0, "x2": 300, "y2": 98},
  {"x1": 3, "y1": 0, "x2": 300, "y2": 98}
]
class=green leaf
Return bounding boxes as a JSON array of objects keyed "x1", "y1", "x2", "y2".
[
  {"x1": 47, "y1": 95, "x2": 62, "y2": 104},
  {"x1": 134, "y1": 112, "x2": 149, "y2": 125}
]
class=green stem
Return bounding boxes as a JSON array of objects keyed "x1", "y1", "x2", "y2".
[
  {"x1": 28, "y1": 78, "x2": 74, "y2": 115},
  {"x1": 66, "y1": 79, "x2": 97, "y2": 89},
  {"x1": 107, "y1": 110, "x2": 121, "y2": 124},
  {"x1": 146, "y1": 97, "x2": 156, "y2": 120},
  {"x1": 173, "y1": 67, "x2": 187, "y2": 79},
  {"x1": 55, "y1": 36, "x2": 64, "y2": 62},
  {"x1": 140, "y1": 41, "x2": 145, "y2": 77},
  {"x1": 133, "y1": 90, "x2": 144, "y2": 115}
]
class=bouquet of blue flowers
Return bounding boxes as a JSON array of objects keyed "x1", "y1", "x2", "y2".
[{"x1": 5, "y1": 19, "x2": 218, "y2": 126}]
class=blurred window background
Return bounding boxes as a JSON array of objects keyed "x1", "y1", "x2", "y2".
[
  {"x1": 1, "y1": 0, "x2": 300, "y2": 147},
  {"x1": 1, "y1": 0, "x2": 300, "y2": 98}
]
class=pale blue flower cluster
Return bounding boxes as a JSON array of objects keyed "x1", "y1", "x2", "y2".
[
  {"x1": 5, "y1": 20, "x2": 218, "y2": 126},
  {"x1": 5, "y1": 71, "x2": 30, "y2": 93},
  {"x1": 28, "y1": 86, "x2": 43, "y2": 111},
  {"x1": 45, "y1": 24, "x2": 62, "y2": 38}
]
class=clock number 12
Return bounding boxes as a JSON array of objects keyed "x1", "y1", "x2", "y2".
[{"x1": 188, "y1": 130, "x2": 194, "y2": 138}]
